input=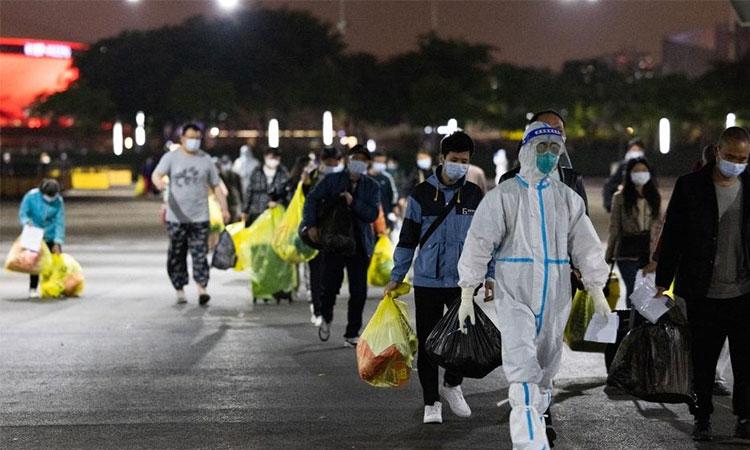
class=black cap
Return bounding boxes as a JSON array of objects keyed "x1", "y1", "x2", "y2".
[
  {"x1": 321, "y1": 146, "x2": 342, "y2": 160},
  {"x1": 440, "y1": 131, "x2": 474, "y2": 156},
  {"x1": 349, "y1": 144, "x2": 371, "y2": 160},
  {"x1": 39, "y1": 178, "x2": 60, "y2": 196}
]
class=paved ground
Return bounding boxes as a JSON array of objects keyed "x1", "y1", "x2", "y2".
[{"x1": 0, "y1": 179, "x2": 746, "y2": 449}]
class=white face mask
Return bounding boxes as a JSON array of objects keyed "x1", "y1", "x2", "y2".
[
  {"x1": 184, "y1": 138, "x2": 201, "y2": 152},
  {"x1": 443, "y1": 161, "x2": 470, "y2": 180},
  {"x1": 718, "y1": 157, "x2": 748, "y2": 178},
  {"x1": 630, "y1": 171, "x2": 651, "y2": 186},
  {"x1": 265, "y1": 157, "x2": 280, "y2": 169},
  {"x1": 372, "y1": 162, "x2": 387, "y2": 174},
  {"x1": 625, "y1": 149, "x2": 645, "y2": 161},
  {"x1": 323, "y1": 163, "x2": 344, "y2": 174},
  {"x1": 417, "y1": 158, "x2": 432, "y2": 170},
  {"x1": 348, "y1": 159, "x2": 369, "y2": 175}
]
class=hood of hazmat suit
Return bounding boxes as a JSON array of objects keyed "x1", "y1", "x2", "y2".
[{"x1": 457, "y1": 121, "x2": 608, "y2": 449}]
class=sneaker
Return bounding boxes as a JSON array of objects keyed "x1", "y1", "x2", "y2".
[
  {"x1": 735, "y1": 418, "x2": 750, "y2": 439},
  {"x1": 309, "y1": 304, "x2": 317, "y2": 324},
  {"x1": 176, "y1": 291, "x2": 187, "y2": 304},
  {"x1": 692, "y1": 419, "x2": 713, "y2": 441},
  {"x1": 314, "y1": 316, "x2": 323, "y2": 327},
  {"x1": 344, "y1": 337, "x2": 359, "y2": 348},
  {"x1": 423, "y1": 402, "x2": 443, "y2": 424},
  {"x1": 318, "y1": 321, "x2": 330, "y2": 342},
  {"x1": 439, "y1": 384, "x2": 471, "y2": 417},
  {"x1": 29, "y1": 289, "x2": 40, "y2": 299},
  {"x1": 713, "y1": 381, "x2": 732, "y2": 396},
  {"x1": 199, "y1": 293, "x2": 211, "y2": 306}
]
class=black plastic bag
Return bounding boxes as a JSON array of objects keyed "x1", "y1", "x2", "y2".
[
  {"x1": 606, "y1": 309, "x2": 694, "y2": 404},
  {"x1": 302, "y1": 197, "x2": 356, "y2": 256},
  {"x1": 211, "y1": 230, "x2": 237, "y2": 270},
  {"x1": 424, "y1": 301, "x2": 503, "y2": 379}
]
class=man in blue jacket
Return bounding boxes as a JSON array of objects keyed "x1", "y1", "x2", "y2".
[
  {"x1": 301, "y1": 145, "x2": 381, "y2": 346},
  {"x1": 18, "y1": 179, "x2": 65, "y2": 298},
  {"x1": 384, "y1": 131, "x2": 493, "y2": 425}
]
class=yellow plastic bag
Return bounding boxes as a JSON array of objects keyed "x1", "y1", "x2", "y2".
[
  {"x1": 605, "y1": 272, "x2": 620, "y2": 310},
  {"x1": 367, "y1": 235, "x2": 395, "y2": 287},
  {"x1": 208, "y1": 195, "x2": 224, "y2": 233},
  {"x1": 134, "y1": 175, "x2": 146, "y2": 196},
  {"x1": 356, "y1": 282, "x2": 418, "y2": 387},
  {"x1": 4, "y1": 238, "x2": 51, "y2": 274},
  {"x1": 40, "y1": 253, "x2": 84, "y2": 298},
  {"x1": 246, "y1": 205, "x2": 295, "y2": 298},
  {"x1": 564, "y1": 290, "x2": 608, "y2": 352},
  {"x1": 226, "y1": 221, "x2": 252, "y2": 271},
  {"x1": 272, "y1": 182, "x2": 318, "y2": 264}
]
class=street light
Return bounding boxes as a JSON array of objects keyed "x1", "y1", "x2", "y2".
[
  {"x1": 113, "y1": 121, "x2": 123, "y2": 156},
  {"x1": 659, "y1": 118, "x2": 670, "y2": 154},
  {"x1": 726, "y1": 113, "x2": 737, "y2": 128},
  {"x1": 437, "y1": 118, "x2": 459, "y2": 135},
  {"x1": 322, "y1": 111, "x2": 333, "y2": 146},
  {"x1": 366, "y1": 139, "x2": 376, "y2": 152},
  {"x1": 268, "y1": 119, "x2": 279, "y2": 148},
  {"x1": 209, "y1": 127, "x2": 220, "y2": 138},
  {"x1": 124, "y1": 137, "x2": 134, "y2": 150},
  {"x1": 135, "y1": 111, "x2": 146, "y2": 146},
  {"x1": 217, "y1": 0, "x2": 240, "y2": 11}
]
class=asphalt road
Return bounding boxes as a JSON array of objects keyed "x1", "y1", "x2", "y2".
[{"x1": 0, "y1": 179, "x2": 746, "y2": 449}]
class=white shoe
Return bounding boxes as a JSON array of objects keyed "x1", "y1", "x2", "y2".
[
  {"x1": 423, "y1": 402, "x2": 443, "y2": 424},
  {"x1": 310, "y1": 304, "x2": 317, "y2": 324},
  {"x1": 440, "y1": 384, "x2": 471, "y2": 417},
  {"x1": 176, "y1": 291, "x2": 187, "y2": 304},
  {"x1": 29, "y1": 289, "x2": 40, "y2": 299},
  {"x1": 314, "y1": 316, "x2": 323, "y2": 327}
]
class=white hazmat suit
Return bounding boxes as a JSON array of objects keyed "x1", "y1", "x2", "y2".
[{"x1": 457, "y1": 122, "x2": 609, "y2": 449}]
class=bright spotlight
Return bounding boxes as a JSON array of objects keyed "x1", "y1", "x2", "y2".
[
  {"x1": 135, "y1": 111, "x2": 145, "y2": 126},
  {"x1": 659, "y1": 118, "x2": 670, "y2": 154},
  {"x1": 135, "y1": 127, "x2": 146, "y2": 146},
  {"x1": 217, "y1": 0, "x2": 239, "y2": 11},
  {"x1": 113, "y1": 121, "x2": 123, "y2": 155},
  {"x1": 268, "y1": 119, "x2": 280, "y2": 148},
  {"x1": 366, "y1": 139, "x2": 376, "y2": 152},
  {"x1": 209, "y1": 127, "x2": 220, "y2": 138},
  {"x1": 726, "y1": 113, "x2": 737, "y2": 128},
  {"x1": 323, "y1": 111, "x2": 334, "y2": 146},
  {"x1": 124, "y1": 137, "x2": 134, "y2": 150}
]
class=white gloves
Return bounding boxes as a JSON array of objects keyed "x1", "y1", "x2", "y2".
[
  {"x1": 590, "y1": 288, "x2": 611, "y2": 317},
  {"x1": 458, "y1": 287, "x2": 476, "y2": 334}
]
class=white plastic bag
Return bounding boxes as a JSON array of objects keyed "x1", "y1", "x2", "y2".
[{"x1": 629, "y1": 271, "x2": 672, "y2": 324}]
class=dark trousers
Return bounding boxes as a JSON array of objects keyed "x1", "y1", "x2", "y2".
[
  {"x1": 686, "y1": 294, "x2": 750, "y2": 420},
  {"x1": 308, "y1": 253, "x2": 325, "y2": 317},
  {"x1": 30, "y1": 240, "x2": 57, "y2": 289},
  {"x1": 165, "y1": 221, "x2": 210, "y2": 290},
  {"x1": 320, "y1": 250, "x2": 370, "y2": 339},
  {"x1": 414, "y1": 286, "x2": 464, "y2": 405},
  {"x1": 616, "y1": 258, "x2": 646, "y2": 308}
]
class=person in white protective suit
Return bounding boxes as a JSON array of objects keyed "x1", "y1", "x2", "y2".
[{"x1": 457, "y1": 122, "x2": 610, "y2": 449}]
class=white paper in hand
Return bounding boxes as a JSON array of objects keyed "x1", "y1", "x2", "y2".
[
  {"x1": 20, "y1": 225, "x2": 44, "y2": 251},
  {"x1": 584, "y1": 312, "x2": 619, "y2": 344},
  {"x1": 629, "y1": 270, "x2": 672, "y2": 324}
]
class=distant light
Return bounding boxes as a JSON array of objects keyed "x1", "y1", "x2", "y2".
[
  {"x1": 337, "y1": 129, "x2": 347, "y2": 138},
  {"x1": 2, "y1": 152, "x2": 10, "y2": 164},
  {"x1": 323, "y1": 111, "x2": 334, "y2": 146},
  {"x1": 268, "y1": 119, "x2": 280, "y2": 148},
  {"x1": 424, "y1": 126, "x2": 433, "y2": 134},
  {"x1": 659, "y1": 118, "x2": 670, "y2": 154},
  {"x1": 339, "y1": 136, "x2": 358, "y2": 148},
  {"x1": 437, "y1": 118, "x2": 460, "y2": 135},
  {"x1": 217, "y1": 0, "x2": 239, "y2": 11},
  {"x1": 626, "y1": 126, "x2": 635, "y2": 135},
  {"x1": 135, "y1": 127, "x2": 146, "y2": 146},
  {"x1": 366, "y1": 139, "x2": 376, "y2": 152},
  {"x1": 135, "y1": 111, "x2": 145, "y2": 126},
  {"x1": 113, "y1": 121, "x2": 123, "y2": 156},
  {"x1": 124, "y1": 137, "x2": 134, "y2": 150},
  {"x1": 23, "y1": 42, "x2": 72, "y2": 59},
  {"x1": 209, "y1": 126, "x2": 220, "y2": 138},
  {"x1": 127, "y1": 0, "x2": 139, "y2": 2},
  {"x1": 726, "y1": 113, "x2": 737, "y2": 128},
  {"x1": 526, "y1": 112, "x2": 534, "y2": 121},
  {"x1": 40, "y1": 152, "x2": 51, "y2": 165}
]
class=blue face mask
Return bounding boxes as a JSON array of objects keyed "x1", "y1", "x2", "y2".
[
  {"x1": 444, "y1": 162, "x2": 469, "y2": 180},
  {"x1": 536, "y1": 152, "x2": 559, "y2": 175},
  {"x1": 718, "y1": 157, "x2": 747, "y2": 178}
]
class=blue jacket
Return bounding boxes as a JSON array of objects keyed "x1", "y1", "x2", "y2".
[
  {"x1": 301, "y1": 171, "x2": 380, "y2": 257},
  {"x1": 18, "y1": 188, "x2": 65, "y2": 244},
  {"x1": 391, "y1": 167, "x2": 493, "y2": 288}
]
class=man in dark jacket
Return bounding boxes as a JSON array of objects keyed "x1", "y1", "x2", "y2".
[
  {"x1": 656, "y1": 127, "x2": 750, "y2": 441},
  {"x1": 498, "y1": 110, "x2": 589, "y2": 214},
  {"x1": 300, "y1": 145, "x2": 380, "y2": 346}
]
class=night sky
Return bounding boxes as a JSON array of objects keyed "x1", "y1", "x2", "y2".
[{"x1": 1, "y1": 0, "x2": 732, "y2": 69}]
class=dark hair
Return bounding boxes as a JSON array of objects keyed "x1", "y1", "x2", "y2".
[
  {"x1": 719, "y1": 126, "x2": 750, "y2": 147},
  {"x1": 264, "y1": 148, "x2": 281, "y2": 157},
  {"x1": 702, "y1": 144, "x2": 717, "y2": 167},
  {"x1": 349, "y1": 144, "x2": 371, "y2": 160},
  {"x1": 181, "y1": 123, "x2": 202, "y2": 136},
  {"x1": 622, "y1": 157, "x2": 660, "y2": 220},
  {"x1": 39, "y1": 178, "x2": 60, "y2": 196},
  {"x1": 321, "y1": 146, "x2": 342, "y2": 161},
  {"x1": 289, "y1": 155, "x2": 311, "y2": 181},
  {"x1": 530, "y1": 110, "x2": 566, "y2": 126},
  {"x1": 416, "y1": 149, "x2": 431, "y2": 156},
  {"x1": 440, "y1": 131, "x2": 474, "y2": 156},
  {"x1": 371, "y1": 150, "x2": 386, "y2": 159},
  {"x1": 627, "y1": 138, "x2": 645, "y2": 150}
]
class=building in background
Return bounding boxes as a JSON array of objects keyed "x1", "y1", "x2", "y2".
[{"x1": 662, "y1": 23, "x2": 750, "y2": 78}]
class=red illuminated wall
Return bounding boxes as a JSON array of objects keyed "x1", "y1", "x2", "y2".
[{"x1": 0, "y1": 38, "x2": 86, "y2": 127}]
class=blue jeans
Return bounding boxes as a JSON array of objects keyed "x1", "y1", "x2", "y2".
[{"x1": 616, "y1": 259, "x2": 644, "y2": 308}]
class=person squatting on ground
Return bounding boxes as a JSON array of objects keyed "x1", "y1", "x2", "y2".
[
  {"x1": 18, "y1": 179, "x2": 65, "y2": 298},
  {"x1": 384, "y1": 131, "x2": 494, "y2": 425},
  {"x1": 300, "y1": 145, "x2": 381, "y2": 347},
  {"x1": 152, "y1": 124, "x2": 230, "y2": 306},
  {"x1": 458, "y1": 122, "x2": 609, "y2": 449},
  {"x1": 655, "y1": 126, "x2": 750, "y2": 442}
]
